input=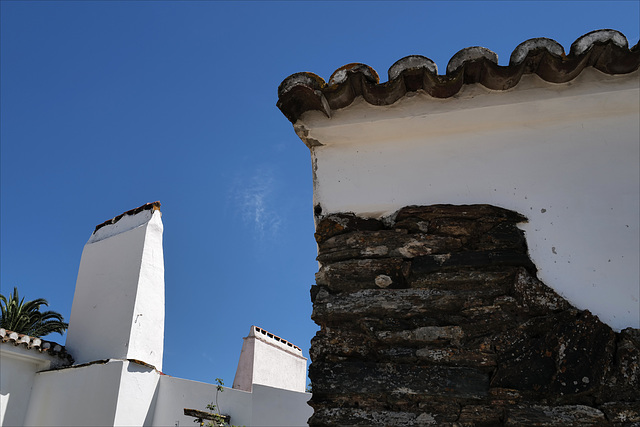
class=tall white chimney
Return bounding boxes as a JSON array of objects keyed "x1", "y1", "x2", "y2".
[{"x1": 66, "y1": 202, "x2": 165, "y2": 370}]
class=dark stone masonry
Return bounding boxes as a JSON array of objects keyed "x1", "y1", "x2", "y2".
[{"x1": 308, "y1": 205, "x2": 639, "y2": 426}]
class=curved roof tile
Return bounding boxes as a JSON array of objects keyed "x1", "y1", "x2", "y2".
[
  {"x1": 0, "y1": 328, "x2": 74, "y2": 365},
  {"x1": 277, "y1": 29, "x2": 639, "y2": 123}
]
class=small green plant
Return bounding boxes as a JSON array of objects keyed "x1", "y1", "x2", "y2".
[
  {"x1": 193, "y1": 378, "x2": 242, "y2": 427},
  {"x1": 201, "y1": 378, "x2": 225, "y2": 427}
]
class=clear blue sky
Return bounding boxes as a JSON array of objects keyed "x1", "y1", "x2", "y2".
[{"x1": 2, "y1": 1, "x2": 638, "y2": 387}]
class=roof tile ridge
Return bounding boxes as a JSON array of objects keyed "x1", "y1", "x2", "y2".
[
  {"x1": 276, "y1": 29, "x2": 640, "y2": 124},
  {"x1": 0, "y1": 328, "x2": 74, "y2": 363}
]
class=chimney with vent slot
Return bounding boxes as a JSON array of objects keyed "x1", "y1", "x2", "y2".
[{"x1": 232, "y1": 325, "x2": 307, "y2": 393}]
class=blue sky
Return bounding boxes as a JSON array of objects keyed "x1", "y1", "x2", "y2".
[{"x1": 1, "y1": 1, "x2": 638, "y2": 387}]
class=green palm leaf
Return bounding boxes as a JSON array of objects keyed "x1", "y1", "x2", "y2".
[{"x1": 0, "y1": 287, "x2": 68, "y2": 337}]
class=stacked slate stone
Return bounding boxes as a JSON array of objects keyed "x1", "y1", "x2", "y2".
[{"x1": 309, "y1": 205, "x2": 639, "y2": 426}]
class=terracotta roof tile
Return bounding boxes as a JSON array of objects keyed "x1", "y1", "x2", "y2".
[
  {"x1": 0, "y1": 328, "x2": 74, "y2": 365},
  {"x1": 277, "y1": 29, "x2": 639, "y2": 123}
]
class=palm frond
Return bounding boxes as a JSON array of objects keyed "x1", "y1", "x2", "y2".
[{"x1": 0, "y1": 287, "x2": 68, "y2": 337}]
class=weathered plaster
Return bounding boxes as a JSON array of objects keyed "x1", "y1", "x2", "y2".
[{"x1": 299, "y1": 69, "x2": 640, "y2": 330}]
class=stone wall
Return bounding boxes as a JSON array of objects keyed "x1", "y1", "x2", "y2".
[{"x1": 309, "y1": 205, "x2": 639, "y2": 426}]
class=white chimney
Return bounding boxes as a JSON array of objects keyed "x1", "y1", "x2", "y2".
[
  {"x1": 233, "y1": 326, "x2": 307, "y2": 393},
  {"x1": 66, "y1": 202, "x2": 165, "y2": 370}
]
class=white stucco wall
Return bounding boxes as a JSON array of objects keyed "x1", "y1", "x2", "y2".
[
  {"x1": 66, "y1": 209, "x2": 165, "y2": 369},
  {"x1": 298, "y1": 69, "x2": 640, "y2": 331},
  {"x1": 24, "y1": 360, "x2": 123, "y2": 426},
  {"x1": 251, "y1": 383, "x2": 313, "y2": 427},
  {"x1": 113, "y1": 361, "x2": 160, "y2": 426},
  {"x1": 0, "y1": 347, "x2": 53, "y2": 427},
  {"x1": 23, "y1": 359, "x2": 160, "y2": 427},
  {"x1": 15, "y1": 346, "x2": 309, "y2": 427},
  {"x1": 152, "y1": 375, "x2": 311, "y2": 427},
  {"x1": 127, "y1": 211, "x2": 165, "y2": 370},
  {"x1": 153, "y1": 375, "x2": 254, "y2": 427}
]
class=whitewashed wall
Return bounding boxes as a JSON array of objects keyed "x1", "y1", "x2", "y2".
[
  {"x1": 251, "y1": 384, "x2": 313, "y2": 427},
  {"x1": 24, "y1": 360, "x2": 124, "y2": 426},
  {"x1": 153, "y1": 375, "x2": 312, "y2": 426},
  {"x1": 23, "y1": 359, "x2": 160, "y2": 426},
  {"x1": 18, "y1": 357, "x2": 310, "y2": 427},
  {"x1": 0, "y1": 347, "x2": 55, "y2": 427},
  {"x1": 299, "y1": 69, "x2": 640, "y2": 331},
  {"x1": 113, "y1": 361, "x2": 160, "y2": 426}
]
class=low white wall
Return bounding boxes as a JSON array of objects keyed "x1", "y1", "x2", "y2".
[
  {"x1": 251, "y1": 383, "x2": 313, "y2": 427},
  {"x1": 24, "y1": 360, "x2": 123, "y2": 426},
  {"x1": 0, "y1": 348, "x2": 51, "y2": 427},
  {"x1": 153, "y1": 374, "x2": 311, "y2": 426},
  {"x1": 153, "y1": 375, "x2": 254, "y2": 426},
  {"x1": 301, "y1": 69, "x2": 640, "y2": 331},
  {"x1": 7, "y1": 351, "x2": 311, "y2": 427},
  {"x1": 23, "y1": 359, "x2": 160, "y2": 426}
]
